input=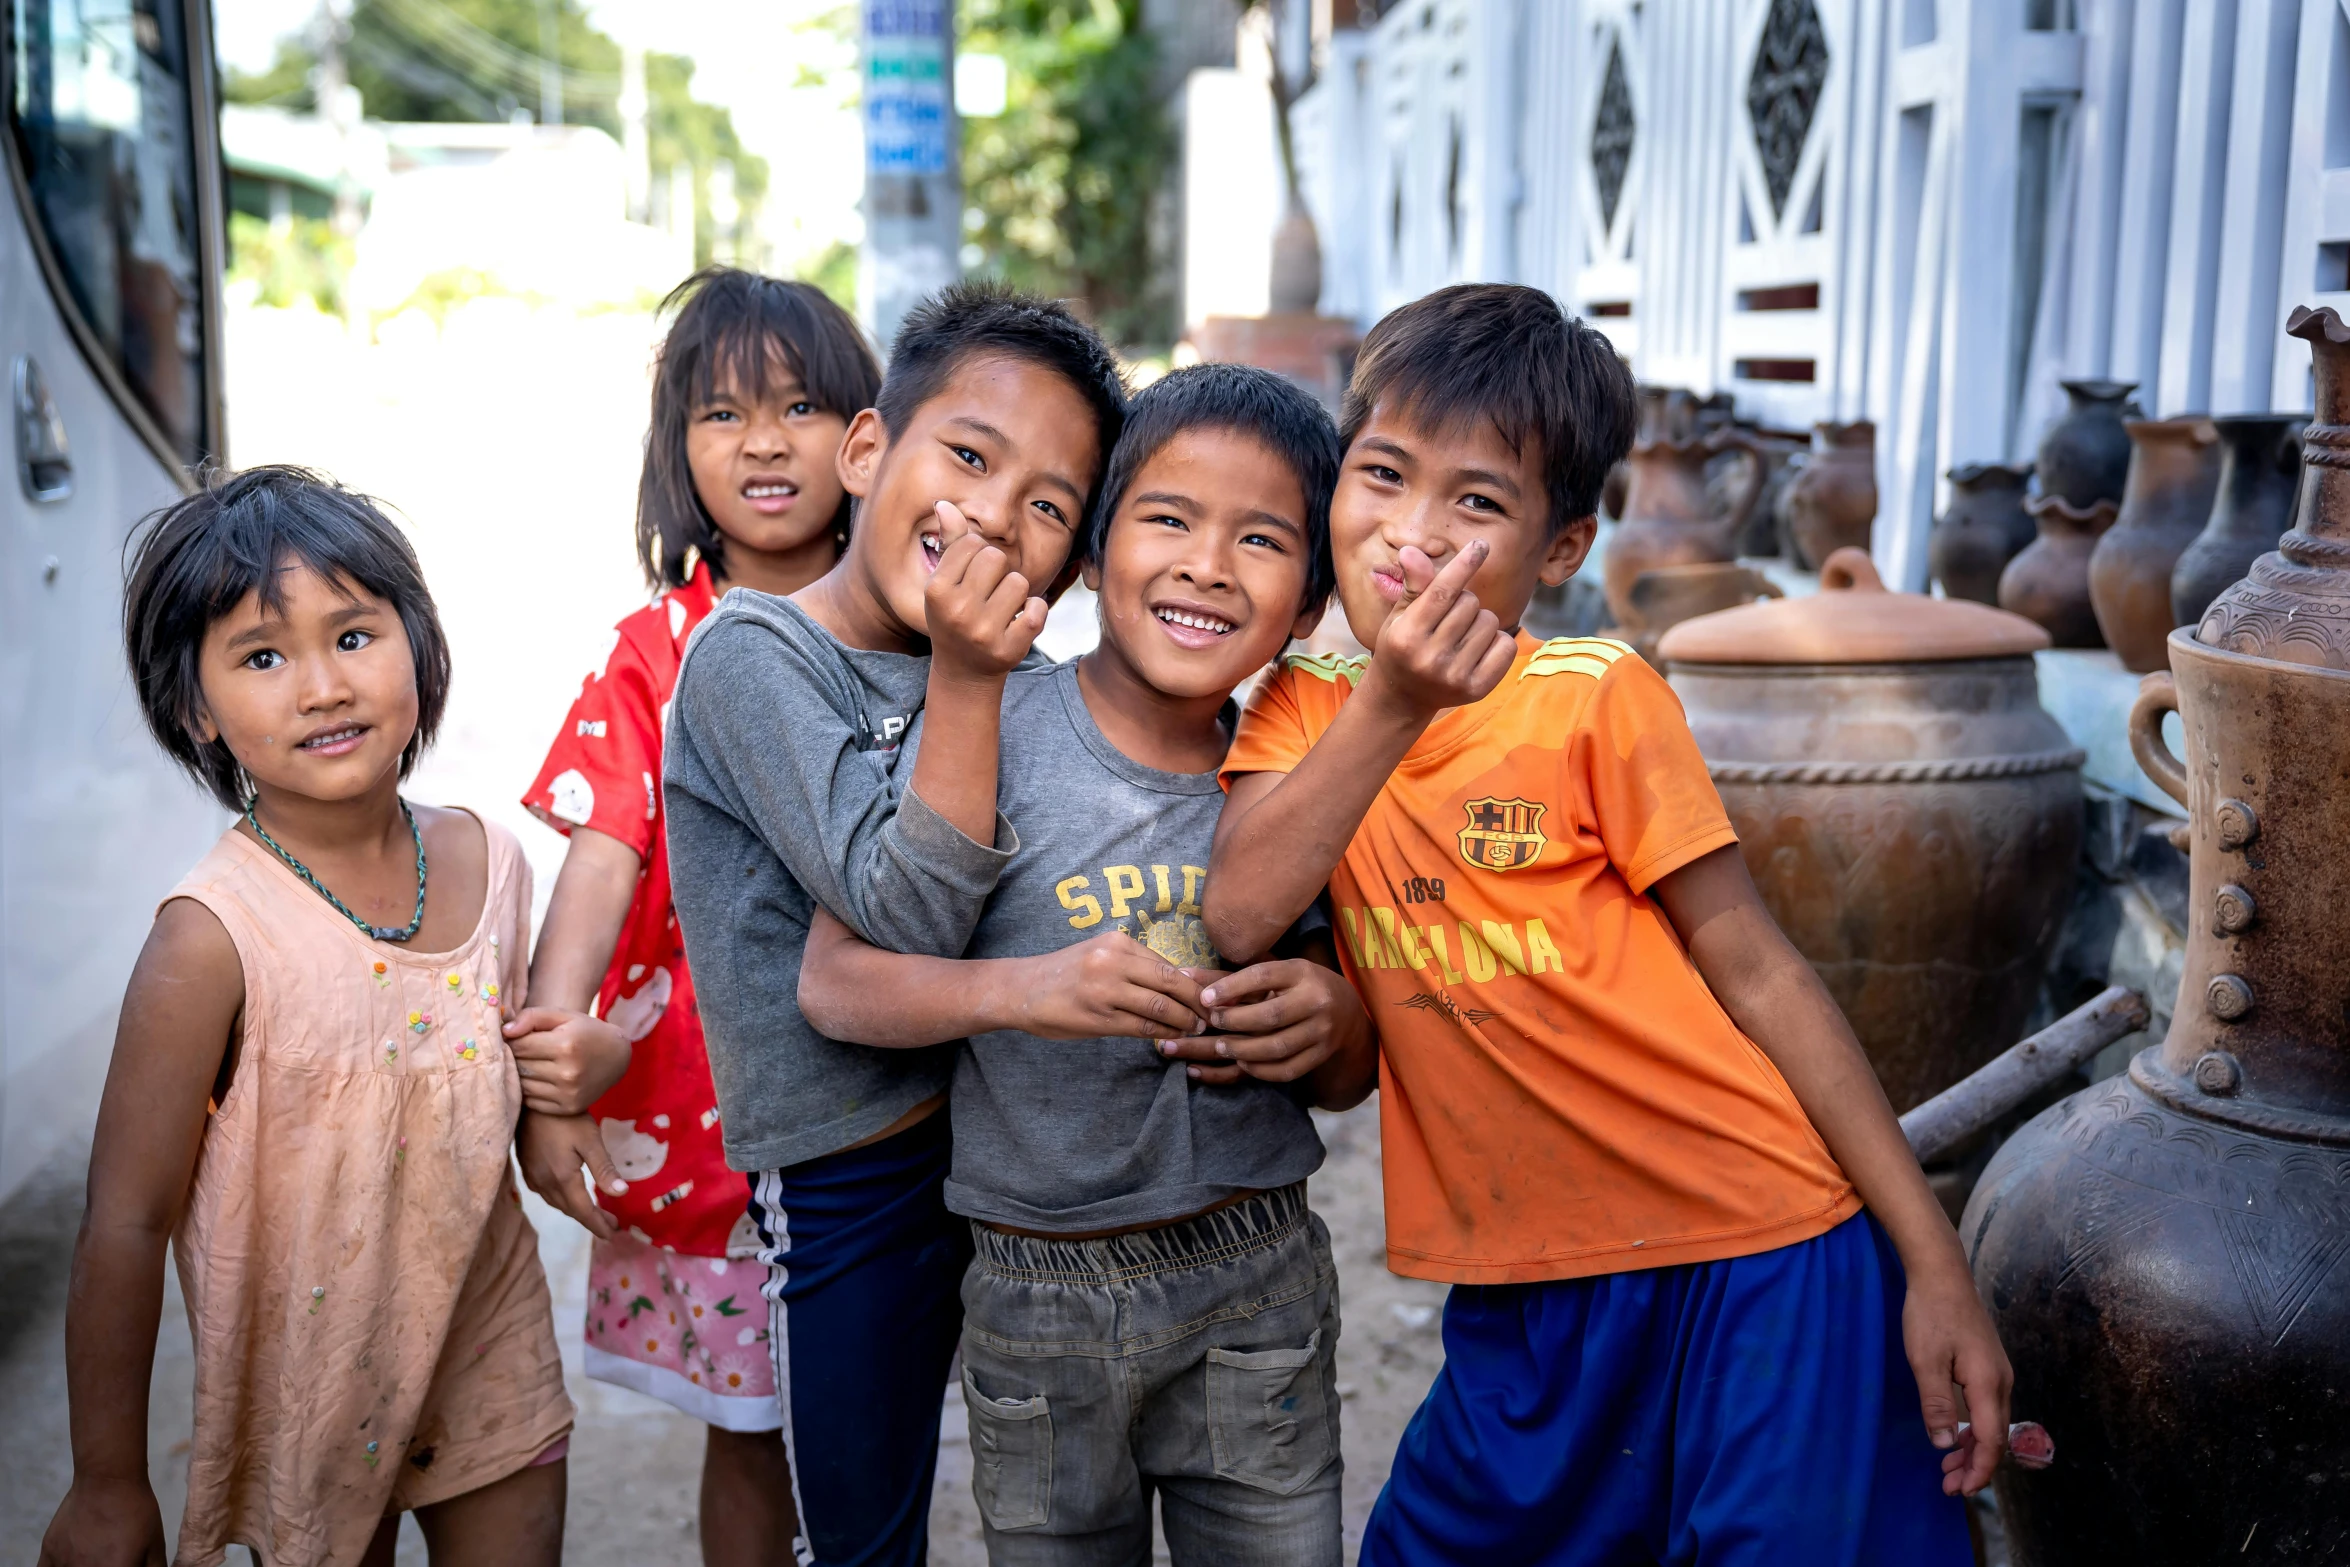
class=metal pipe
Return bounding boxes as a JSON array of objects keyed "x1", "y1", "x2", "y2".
[{"x1": 1900, "y1": 985, "x2": 2151, "y2": 1164}]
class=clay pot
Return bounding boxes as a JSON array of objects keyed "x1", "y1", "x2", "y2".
[
  {"x1": 1616, "y1": 561, "x2": 1781, "y2": 666},
  {"x1": 2198, "y1": 308, "x2": 2350, "y2": 669},
  {"x1": 1659, "y1": 549, "x2": 2080, "y2": 1116},
  {"x1": 2171, "y1": 414, "x2": 2305, "y2": 627},
  {"x1": 1603, "y1": 431, "x2": 1765, "y2": 628},
  {"x1": 1964, "y1": 631, "x2": 2350, "y2": 1564},
  {"x1": 1269, "y1": 202, "x2": 1323, "y2": 315},
  {"x1": 2089, "y1": 417, "x2": 2222, "y2": 672},
  {"x1": 2036, "y1": 378, "x2": 2136, "y2": 507},
  {"x1": 1726, "y1": 430, "x2": 1805, "y2": 557},
  {"x1": 1929, "y1": 462, "x2": 2036, "y2": 605},
  {"x1": 2000, "y1": 494, "x2": 2118, "y2": 648},
  {"x1": 1780, "y1": 421, "x2": 1878, "y2": 569}
]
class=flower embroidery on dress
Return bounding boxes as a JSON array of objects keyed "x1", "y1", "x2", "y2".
[
  {"x1": 408, "y1": 1009, "x2": 431, "y2": 1034},
  {"x1": 459, "y1": 1039, "x2": 479, "y2": 1062},
  {"x1": 445, "y1": 972, "x2": 463, "y2": 994},
  {"x1": 364, "y1": 1440, "x2": 380, "y2": 1468},
  {"x1": 480, "y1": 980, "x2": 501, "y2": 1003},
  {"x1": 383, "y1": 1039, "x2": 398, "y2": 1064},
  {"x1": 371, "y1": 960, "x2": 389, "y2": 988},
  {"x1": 308, "y1": 1285, "x2": 325, "y2": 1315}
]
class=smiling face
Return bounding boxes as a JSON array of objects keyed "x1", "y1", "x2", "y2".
[
  {"x1": 1330, "y1": 401, "x2": 1596, "y2": 648},
  {"x1": 685, "y1": 353, "x2": 853, "y2": 581},
  {"x1": 1084, "y1": 426, "x2": 1322, "y2": 702},
  {"x1": 194, "y1": 561, "x2": 420, "y2": 807},
  {"x1": 835, "y1": 353, "x2": 1101, "y2": 641}
]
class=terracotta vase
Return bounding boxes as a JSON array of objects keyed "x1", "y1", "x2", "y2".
[
  {"x1": 2036, "y1": 378, "x2": 2137, "y2": 507},
  {"x1": 2000, "y1": 494, "x2": 2118, "y2": 648},
  {"x1": 1929, "y1": 462, "x2": 2036, "y2": 605},
  {"x1": 1780, "y1": 421, "x2": 1878, "y2": 569},
  {"x1": 1659, "y1": 549, "x2": 2079, "y2": 1121},
  {"x1": 1963, "y1": 307, "x2": 2350, "y2": 1566},
  {"x1": 1603, "y1": 431, "x2": 1765, "y2": 628},
  {"x1": 2170, "y1": 414, "x2": 2306, "y2": 628},
  {"x1": 1269, "y1": 202, "x2": 1323, "y2": 315},
  {"x1": 1726, "y1": 430, "x2": 1805, "y2": 557},
  {"x1": 1617, "y1": 561, "x2": 1781, "y2": 666},
  {"x1": 2088, "y1": 418, "x2": 2222, "y2": 671}
]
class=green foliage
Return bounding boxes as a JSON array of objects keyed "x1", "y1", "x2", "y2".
[
  {"x1": 961, "y1": 0, "x2": 1174, "y2": 350},
  {"x1": 226, "y1": 212, "x2": 354, "y2": 312},
  {"x1": 224, "y1": 0, "x2": 766, "y2": 270},
  {"x1": 798, "y1": 239, "x2": 860, "y2": 318}
]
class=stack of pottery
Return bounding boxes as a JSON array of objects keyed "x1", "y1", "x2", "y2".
[
  {"x1": 1603, "y1": 386, "x2": 1735, "y2": 520},
  {"x1": 1964, "y1": 307, "x2": 2350, "y2": 1565},
  {"x1": 1602, "y1": 429, "x2": 1765, "y2": 629},
  {"x1": 2001, "y1": 380, "x2": 2136, "y2": 646},
  {"x1": 2088, "y1": 417, "x2": 2221, "y2": 672},
  {"x1": 1778, "y1": 421, "x2": 1878, "y2": 568},
  {"x1": 1929, "y1": 463, "x2": 2036, "y2": 605},
  {"x1": 2171, "y1": 414, "x2": 2305, "y2": 626},
  {"x1": 1656, "y1": 549, "x2": 2082, "y2": 1121}
]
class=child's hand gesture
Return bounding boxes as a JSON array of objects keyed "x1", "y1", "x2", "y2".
[
  {"x1": 1157, "y1": 960, "x2": 1373, "y2": 1086},
  {"x1": 1005, "y1": 932, "x2": 1209, "y2": 1041},
  {"x1": 1361, "y1": 541, "x2": 1518, "y2": 720},
  {"x1": 38, "y1": 1473, "x2": 166, "y2": 1567},
  {"x1": 924, "y1": 500, "x2": 1049, "y2": 680},
  {"x1": 517, "y1": 1111, "x2": 629, "y2": 1240},
  {"x1": 503, "y1": 1007, "x2": 631, "y2": 1117}
]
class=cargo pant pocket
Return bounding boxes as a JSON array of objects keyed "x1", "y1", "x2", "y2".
[
  {"x1": 1205, "y1": 1328, "x2": 1335, "y2": 1495},
  {"x1": 963, "y1": 1367, "x2": 1053, "y2": 1530}
]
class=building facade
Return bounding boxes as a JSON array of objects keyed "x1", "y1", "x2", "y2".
[{"x1": 1292, "y1": 0, "x2": 2342, "y2": 587}]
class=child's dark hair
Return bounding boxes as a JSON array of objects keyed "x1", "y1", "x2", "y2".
[
  {"x1": 639, "y1": 267, "x2": 883, "y2": 589},
  {"x1": 123, "y1": 465, "x2": 452, "y2": 811},
  {"x1": 1340, "y1": 283, "x2": 1637, "y2": 535},
  {"x1": 1083, "y1": 363, "x2": 1339, "y2": 614},
  {"x1": 876, "y1": 282, "x2": 1129, "y2": 514}
]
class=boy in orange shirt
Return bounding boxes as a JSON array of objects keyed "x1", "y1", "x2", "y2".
[{"x1": 1193, "y1": 284, "x2": 2008, "y2": 1564}]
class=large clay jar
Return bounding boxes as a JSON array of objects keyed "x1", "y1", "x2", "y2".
[
  {"x1": 1617, "y1": 561, "x2": 1781, "y2": 666},
  {"x1": 2088, "y1": 417, "x2": 2221, "y2": 671},
  {"x1": 1780, "y1": 420, "x2": 1878, "y2": 568},
  {"x1": 1603, "y1": 431, "x2": 1764, "y2": 628},
  {"x1": 2000, "y1": 494, "x2": 2118, "y2": 647},
  {"x1": 1929, "y1": 462, "x2": 2035, "y2": 605},
  {"x1": 2036, "y1": 378, "x2": 2136, "y2": 507},
  {"x1": 1658, "y1": 549, "x2": 2081, "y2": 1115},
  {"x1": 2171, "y1": 414, "x2": 2305, "y2": 627},
  {"x1": 1964, "y1": 305, "x2": 2350, "y2": 1567}
]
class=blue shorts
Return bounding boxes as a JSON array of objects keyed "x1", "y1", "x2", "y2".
[
  {"x1": 1361, "y1": 1211, "x2": 1971, "y2": 1567},
  {"x1": 748, "y1": 1111, "x2": 971, "y2": 1567}
]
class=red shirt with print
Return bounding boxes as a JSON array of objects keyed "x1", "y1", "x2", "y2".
[{"x1": 524, "y1": 561, "x2": 748, "y2": 1257}]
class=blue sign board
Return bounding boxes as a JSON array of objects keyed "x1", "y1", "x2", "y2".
[{"x1": 865, "y1": 0, "x2": 950, "y2": 175}]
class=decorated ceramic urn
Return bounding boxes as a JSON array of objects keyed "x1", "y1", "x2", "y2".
[
  {"x1": 1963, "y1": 306, "x2": 2350, "y2": 1564},
  {"x1": 1658, "y1": 549, "x2": 2082, "y2": 1116}
]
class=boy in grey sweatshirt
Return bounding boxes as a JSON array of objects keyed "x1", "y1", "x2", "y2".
[
  {"x1": 797, "y1": 366, "x2": 1377, "y2": 1566},
  {"x1": 663, "y1": 285, "x2": 1127, "y2": 1567}
]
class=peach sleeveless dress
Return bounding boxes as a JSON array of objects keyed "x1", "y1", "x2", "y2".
[{"x1": 164, "y1": 816, "x2": 573, "y2": 1566}]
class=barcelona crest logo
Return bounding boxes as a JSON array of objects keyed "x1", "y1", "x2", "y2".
[{"x1": 1458, "y1": 796, "x2": 1548, "y2": 872}]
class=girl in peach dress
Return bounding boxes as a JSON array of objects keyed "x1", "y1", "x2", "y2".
[{"x1": 40, "y1": 468, "x2": 616, "y2": 1567}]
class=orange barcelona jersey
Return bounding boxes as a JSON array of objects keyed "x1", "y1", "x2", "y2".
[{"x1": 1222, "y1": 631, "x2": 1859, "y2": 1285}]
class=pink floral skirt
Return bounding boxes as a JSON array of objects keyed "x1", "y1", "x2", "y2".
[{"x1": 583, "y1": 1228, "x2": 782, "y2": 1431}]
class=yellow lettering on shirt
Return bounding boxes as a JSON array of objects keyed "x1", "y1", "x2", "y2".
[
  {"x1": 1396, "y1": 922, "x2": 1433, "y2": 972},
  {"x1": 1480, "y1": 921, "x2": 1526, "y2": 976},
  {"x1": 1370, "y1": 906, "x2": 1409, "y2": 968},
  {"x1": 1525, "y1": 918, "x2": 1564, "y2": 974},
  {"x1": 1152, "y1": 864, "x2": 1174, "y2": 913},
  {"x1": 1104, "y1": 865, "x2": 1145, "y2": 919},
  {"x1": 1179, "y1": 866, "x2": 1205, "y2": 915},
  {"x1": 1056, "y1": 875, "x2": 1103, "y2": 929},
  {"x1": 1457, "y1": 922, "x2": 1497, "y2": 983},
  {"x1": 1425, "y1": 924, "x2": 1467, "y2": 985},
  {"x1": 1338, "y1": 906, "x2": 1380, "y2": 968}
]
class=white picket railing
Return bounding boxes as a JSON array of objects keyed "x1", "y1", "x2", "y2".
[{"x1": 1290, "y1": 0, "x2": 2343, "y2": 586}]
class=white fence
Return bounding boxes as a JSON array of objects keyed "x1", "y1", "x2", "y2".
[{"x1": 1293, "y1": 0, "x2": 2347, "y2": 588}]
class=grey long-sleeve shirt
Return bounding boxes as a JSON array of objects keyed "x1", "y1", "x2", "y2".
[{"x1": 664, "y1": 590, "x2": 1017, "y2": 1172}]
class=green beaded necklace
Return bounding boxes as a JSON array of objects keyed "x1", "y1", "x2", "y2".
[{"x1": 244, "y1": 795, "x2": 429, "y2": 942}]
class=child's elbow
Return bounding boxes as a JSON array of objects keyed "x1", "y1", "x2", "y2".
[{"x1": 1201, "y1": 896, "x2": 1273, "y2": 967}]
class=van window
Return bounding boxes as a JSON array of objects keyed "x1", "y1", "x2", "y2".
[{"x1": 8, "y1": 0, "x2": 210, "y2": 466}]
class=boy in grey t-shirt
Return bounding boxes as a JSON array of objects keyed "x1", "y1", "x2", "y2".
[{"x1": 799, "y1": 366, "x2": 1374, "y2": 1565}]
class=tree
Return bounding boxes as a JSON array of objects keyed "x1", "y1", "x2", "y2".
[{"x1": 960, "y1": 0, "x2": 1174, "y2": 349}]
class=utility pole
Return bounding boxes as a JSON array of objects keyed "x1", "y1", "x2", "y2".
[
  {"x1": 313, "y1": 0, "x2": 362, "y2": 236},
  {"x1": 860, "y1": 0, "x2": 960, "y2": 349},
  {"x1": 537, "y1": 0, "x2": 563, "y2": 126}
]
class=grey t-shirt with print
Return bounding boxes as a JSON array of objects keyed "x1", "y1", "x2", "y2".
[
  {"x1": 665, "y1": 589, "x2": 1017, "y2": 1173},
  {"x1": 945, "y1": 658, "x2": 1326, "y2": 1234}
]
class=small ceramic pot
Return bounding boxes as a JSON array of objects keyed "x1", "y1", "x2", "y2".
[
  {"x1": 2171, "y1": 414, "x2": 2305, "y2": 627},
  {"x1": 2037, "y1": 379, "x2": 2136, "y2": 507},
  {"x1": 1781, "y1": 421, "x2": 1878, "y2": 569},
  {"x1": 1603, "y1": 431, "x2": 1766, "y2": 628},
  {"x1": 2089, "y1": 417, "x2": 2221, "y2": 672},
  {"x1": 2001, "y1": 494, "x2": 2118, "y2": 648},
  {"x1": 1930, "y1": 462, "x2": 2036, "y2": 605}
]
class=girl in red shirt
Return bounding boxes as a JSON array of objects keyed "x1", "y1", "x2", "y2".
[{"x1": 520, "y1": 268, "x2": 880, "y2": 1566}]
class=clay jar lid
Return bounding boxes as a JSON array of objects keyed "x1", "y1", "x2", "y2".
[{"x1": 1657, "y1": 547, "x2": 2053, "y2": 663}]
